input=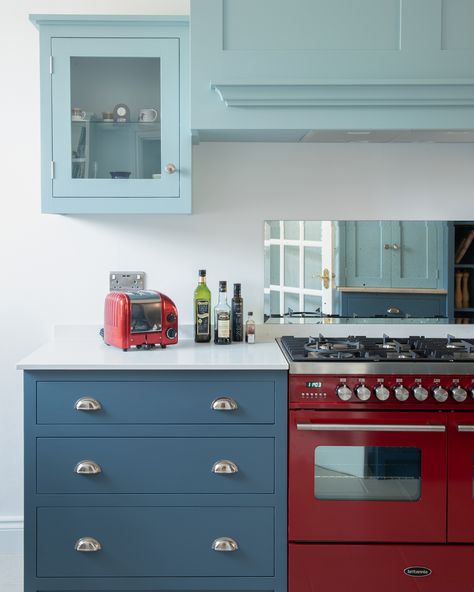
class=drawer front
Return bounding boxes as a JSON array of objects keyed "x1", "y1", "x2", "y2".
[
  {"x1": 37, "y1": 507, "x2": 274, "y2": 577},
  {"x1": 36, "y1": 381, "x2": 275, "y2": 424},
  {"x1": 37, "y1": 437, "x2": 275, "y2": 494}
]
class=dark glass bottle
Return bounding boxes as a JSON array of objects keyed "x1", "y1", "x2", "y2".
[
  {"x1": 231, "y1": 283, "x2": 244, "y2": 342},
  {"x1": 194, "y1": 269, "x2": 211, "y2": 342},
  {"x1": 214, "y1": 281, "x2": 231, "y2": 344}
]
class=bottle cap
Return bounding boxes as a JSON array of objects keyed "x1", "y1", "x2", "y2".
[
  {"x1": 248, "y1": 311, "x2": 253, "y2": 316},
  {"x1": 233, "y1": 283, "x2": 241, "y2": 295},
  {"x1": 219, "y1": 281, "x2": 227, "y2": 292},
  {"x1": 199, "y1": 269, "x2": 206, "y2": 277}
]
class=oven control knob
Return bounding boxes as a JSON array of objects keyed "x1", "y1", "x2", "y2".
[
  {"x1": 375, "y1": 384, "x2": 390, "y2": 401},
  {"x1": 412, "y1": 385, "x2": 429, "y2": 402},
  {"x1": 336, "y1": 384, "x2": 352, "y2": 401},
  {"x1": 355, "y1": 385, "x2": 371, "y2": 401},
  {"x1": 432, "y1": 386, "x2": 449, "y2": 403},
  {"x1": 452, "y1": 386, "x2": 467, "y2": 403},
  {"x1": 394, "y1": 385, "x2": 409, "y2": 402}
]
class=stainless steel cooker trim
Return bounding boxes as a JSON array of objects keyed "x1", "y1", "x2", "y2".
[{"x1": 287, "y1": 360, "x2": 474, "y2": 375}]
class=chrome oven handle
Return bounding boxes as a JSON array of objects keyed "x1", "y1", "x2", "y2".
[
  {"x1": 457, "y1": 425, "x2": 474, "y2": 432},
  {"x1": 296, "y1": 423, "x2": 446, "y2": 433}
]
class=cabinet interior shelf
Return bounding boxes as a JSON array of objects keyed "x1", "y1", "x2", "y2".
[
  {"x1": 72, "y1": 120, "x2": 160, "y2": 127},
  {"x1": 455, "y1": 264, "x2": 474, "y2": 268},
  {"x1": 455, "y1": 308, "x2": 474, "y2": 312}
]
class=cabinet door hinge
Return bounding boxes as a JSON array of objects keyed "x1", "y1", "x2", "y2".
[
  {"x1": 49, "y1": 56, "x2": 53, "y2": 75},
  {"x1": 50, "y1": 161, "x2": 55, "y2": 179}
]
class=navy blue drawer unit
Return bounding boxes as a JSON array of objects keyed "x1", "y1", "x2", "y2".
[{"x1": 24, "y1": 370, "x2": 287, "y2": 592}]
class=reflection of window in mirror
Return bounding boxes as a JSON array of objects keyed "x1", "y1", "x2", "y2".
[{"x1": 264, "y1": 220, "x2": 457, "y2": 324}]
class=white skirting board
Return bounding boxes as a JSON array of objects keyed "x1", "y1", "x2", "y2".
[{"x1": 0, "y1": 518, "x2": 23, "y2": 554}]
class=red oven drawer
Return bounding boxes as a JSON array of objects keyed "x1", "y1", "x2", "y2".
[
  {"x1": 289, "y1": 410, "x2": 447, "y2": 543},
  {"x1": 289, "y1": 544, "x2": 474, "y2": 592}
]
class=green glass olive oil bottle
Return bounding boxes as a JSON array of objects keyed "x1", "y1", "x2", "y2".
[{"x1": 194, "y1": 270, "x2": 211, "y2": 342}]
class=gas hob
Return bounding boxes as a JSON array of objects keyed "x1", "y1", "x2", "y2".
[{"x1": 278, "y1": 334, "x2": 474, "y2": 375}]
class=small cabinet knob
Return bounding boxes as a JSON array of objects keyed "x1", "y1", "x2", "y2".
[
  {"x1": 165, "y1": 163, "x2": 177, "y2": 174},
  {"x1": 74, "y1": 460, "x2": 102, "y2": 475},
  {"x1": 74, "y1": 397, "x2": 102, "y2": 412},
  {"x1": 211, "y1": 537, "x2": 239, "y2": 552},
  {"x1": 74, "y1": 537, "x2": 102, "y2": 552},
  {"x1": 212, "y1": 460, "x2": 239, "y2": 474},
  {"x1": 387, "y1": 307, "x2": 401, "y2": 315},
  {"x1": 211, "y1": 397, "x2": 238, "y2": 411}
]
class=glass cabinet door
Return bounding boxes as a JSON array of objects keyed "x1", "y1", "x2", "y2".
[{"x1": 51, "y1": 38, "x2": 179, "y2": 199}]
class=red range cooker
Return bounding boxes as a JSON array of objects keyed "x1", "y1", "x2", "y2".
[{"x1": 278, "y1": 334, "x2": 474, "y2": 592}]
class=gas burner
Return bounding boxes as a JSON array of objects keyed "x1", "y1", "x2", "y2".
[
  {"x1": 385, "y1": 350, "x2": 419, "y2": 360},
  {"x1": 307, "y1": 350, "x2": 356, "y2": 360},
  {"x1": 446, "y1": 334, "x2": 474, "y2": 353},
  {"x1": 304, "y1": 335, "x2": 363, "y2": 358}
]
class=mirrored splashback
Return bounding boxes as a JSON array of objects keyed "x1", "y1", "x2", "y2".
[{"x1": 264, "y1": 220, "x2": 474, "y2": 324}]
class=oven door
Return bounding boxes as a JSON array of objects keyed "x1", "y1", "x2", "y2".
[
  {"x1": 448, "y1": 412, "x2": 474, "y2": 543},
  {"x1": 289, "y1": 410, "x2": 447, "y2": 542}
]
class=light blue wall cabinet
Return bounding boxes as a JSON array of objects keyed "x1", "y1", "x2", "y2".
[
  {"x1": 341, "y1": 221, "x2": 446, "y2": 289},
  {"x1": 31, "y1": 16, "x2": 191, "y2": 214},
  {"x1": 191, "y1": 0, "x2": 474, "y2": 139},
  {"x1": 24, "y1": 370, "x2": 287, "y2": 592}
]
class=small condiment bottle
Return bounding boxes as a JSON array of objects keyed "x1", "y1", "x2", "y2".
[{"x1": 245, "y1": 311, "x2": 256, "y2": 343}]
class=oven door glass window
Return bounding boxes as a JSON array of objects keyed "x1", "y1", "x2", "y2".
[{"x1": 315, "y1": 446, "x2": 421, "y2": 501}]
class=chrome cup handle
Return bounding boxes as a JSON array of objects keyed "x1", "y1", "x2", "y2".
[
  {"x1": 74, "y1": 397, "x2": 102, "y2": 411},
  {"x1": 212, "y1": 537, "x2": 239, "y2": 552},
  {"x1": 211, "y1": 397, "x2": 238, "y2": 411},
  {"x1": 74, "y1": 460, "x2": 102, "y2": 475},
  {"x1": 211, "y1": 460, "x2": 239, "y2": 474},
  {"x1": 74, "y1": 537, "x2": 102, "y2": 552}
]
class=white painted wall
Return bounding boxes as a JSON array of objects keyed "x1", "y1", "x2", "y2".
[{"x1": 2, "y1": 0, "x2": 474, "y2": 545}]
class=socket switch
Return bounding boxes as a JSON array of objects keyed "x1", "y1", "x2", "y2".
[{"x1": 109, "y1": 271, "x2": 146, "y2": 291}]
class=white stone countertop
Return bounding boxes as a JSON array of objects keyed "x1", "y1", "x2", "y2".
[{"x1": 16, "y1": 327, "x2": 288, "y2": 371}]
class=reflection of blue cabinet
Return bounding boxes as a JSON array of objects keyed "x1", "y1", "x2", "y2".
[
  {"x1": 340, "y1": 292, "x2": 447, "y2": 319},
  {"x1": 341, "y1": 221, "x2": 446, "y2": 289},
  {"x1": 31, "y1": 16, "x2": 191, "y2": 214}
]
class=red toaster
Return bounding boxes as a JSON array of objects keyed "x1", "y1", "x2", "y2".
[{"x1": 102, "y1": 290, "x2": 178, "y2": 351}]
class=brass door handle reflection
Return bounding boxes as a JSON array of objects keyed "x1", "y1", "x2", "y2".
[{"x1": 314, "y1": 268, "x2": 335, "y2": 289}]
